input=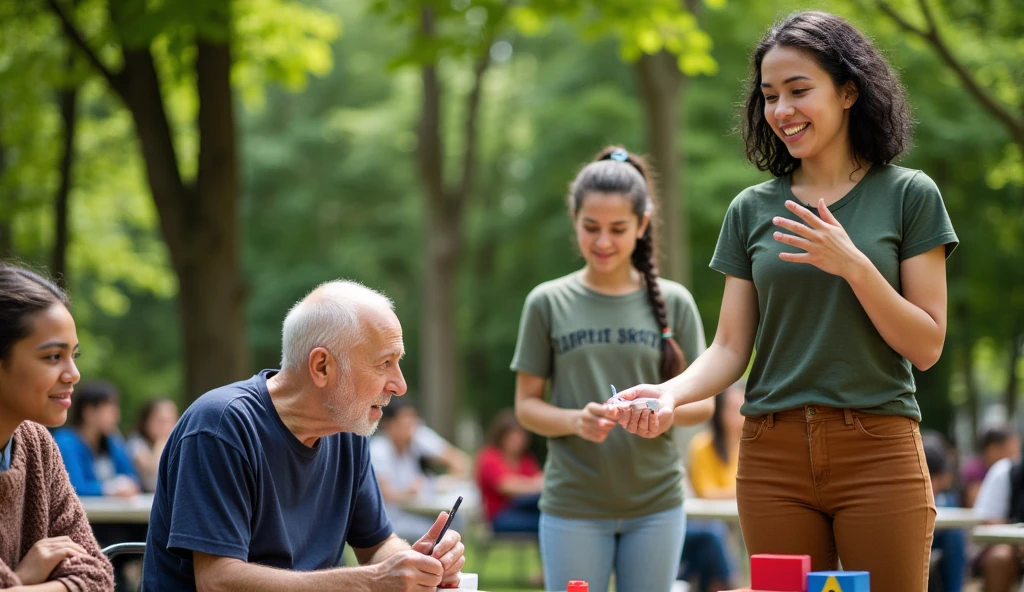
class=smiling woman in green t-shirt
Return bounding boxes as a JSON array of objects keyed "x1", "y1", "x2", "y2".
[
  {"x1": 512, "y1": 146, "x2": 714, "y2": 592},
  {"x1": 613, "y1": 11, "x2": 957, "y2": 592}
]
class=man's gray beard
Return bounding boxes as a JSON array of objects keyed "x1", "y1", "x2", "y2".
[{"x1": 351, "y1": 418, "x2": 381, "y2": 438}]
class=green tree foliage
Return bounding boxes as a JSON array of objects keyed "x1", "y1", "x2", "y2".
[
  {"x1": 364, "y1": 0, "x2": 720, "y2": 438},
  {"x1": 2, "y1": 0, "x2": 1020, "y2": 445},
  {"x1": 40, "y1": 0, "x2": 339, "y2": 404}
]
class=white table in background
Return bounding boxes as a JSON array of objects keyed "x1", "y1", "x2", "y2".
[
  {"x1": 972, "y1": 523, "x2": 1024, "y2": 545},
  {"x1": 683, "y1": 499, "x2": 979, "y2": 530},
  {"x1": 80, "y1": 494, "x2": 154, "y2": 524},
  {"x1": 684, "y1": 498, "x2": 740, "y2": 523},
  {"x1": 401, "y1": 478, "x2": 482, "y2": 519},
  {"x1": 935, "y1": 506, "x2": 983, "y2": 529}
]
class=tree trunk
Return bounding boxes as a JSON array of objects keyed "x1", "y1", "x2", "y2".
[
  {"x1": 52, "y1": 2, "x2": 248, "y2": 399},
  {"x1": 115, "y1": 50, "x2": 245, "y2": 401},
  {"x1": 421, "y1": 208, "x2": 462, "y2": 439},
  {"x1": 52, "y1": 61, "x2": 78, "y2": 285},
  {"x1": 178, "y1": 40, "x2": 248, "y2": 401},
  {"x1": 116, "y1": 46, "x2": 246, "y2": 400},
  {"x1": 416, "y1": 7, "x2": 458, "y2": 438},
  {"x1": 177, "y1": 239, "x2": 248, "y2": 403},
  {"x1": 415, "y1": 6, "x2": 493, "y2": 439},
  {"x1": 635, "y1": 52, "x2": 687, "y2": 285},
  {"x1": 415, "y1": 58, "x2": 469, "y2": 438}
]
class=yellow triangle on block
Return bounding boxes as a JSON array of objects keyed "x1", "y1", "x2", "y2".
[{"x1": 821, "y1": 575, "x2": 844, "y2": 592}]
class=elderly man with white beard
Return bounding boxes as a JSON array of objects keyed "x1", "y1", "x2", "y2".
[{"x1": 143, "y1": 280, "x2": 466, "y2": 591}]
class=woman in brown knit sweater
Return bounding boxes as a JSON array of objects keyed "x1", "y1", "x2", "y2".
[{"x1": 0, "y1": 263, "x2": 113, "y2": 591}]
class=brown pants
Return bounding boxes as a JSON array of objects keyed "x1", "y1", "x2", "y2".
[{"x1": 736, "y1": 406, "x2": 936, "y2": 592}]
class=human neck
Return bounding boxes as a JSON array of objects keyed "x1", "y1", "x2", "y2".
[
  {"x1": 579, "y1": 266, "x2": 642, "y2": 295},
  {"x1": 267, "y1": 370, "x2": 334, "y2": 448},
  {"x1": 792, "y1": 140, "x2": 867, "y2": 196}
]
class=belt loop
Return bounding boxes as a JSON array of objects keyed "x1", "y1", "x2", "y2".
[
  {"x1": 766, "y1": 412, "x2": 775, "y2": 428},
  {"x1": 843, "y1": 408, "x2": 854, "y2": 426}
]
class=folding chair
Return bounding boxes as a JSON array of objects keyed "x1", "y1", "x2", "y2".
[{"x1": 101, "y1": 542, "x2": 147, "y2": 559}]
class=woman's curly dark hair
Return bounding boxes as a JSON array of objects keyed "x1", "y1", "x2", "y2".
[{"x1": 742, "y1": 11, "x2": 913, "y2": 177}]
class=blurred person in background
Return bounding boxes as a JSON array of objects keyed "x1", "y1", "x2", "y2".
[
  {"x1": 924, "y1": 432, "x2": 966, "y2": 592},
  {"x1": 54, "y1": 380, "x2": 143, "y2": 590},
  {"x1": 53, "y1": 380, "x2": 139, "y2": 497},
  {"x1": 369, "y1": 396, "x2": 470, "y2": 541},
  {"x1": 126, "y1": 397, "x2": 179, "y2": 493},
  {"x1": 961, "y1": 425, "x2": 1020, "y2": 508},
  {"x1": 971, "y1": 438, "x2": 1024, "y2": 592},
  {"x1": 687, "y1": 382, "x2": 744, "y2": 500},
  {"x1": 0, "y1": 262, "x2": 113, "y2": 590},
  {"x1": 678, "y1": 383, "x2": 744, "y2": 592},
  {"x1": 476, "y1": 409, "x2": 543, "y2": 534}
]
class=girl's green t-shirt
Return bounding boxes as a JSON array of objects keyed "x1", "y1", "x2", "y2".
[{"x1": 511, "y1": 273, "x2": 706, "y2": 519}]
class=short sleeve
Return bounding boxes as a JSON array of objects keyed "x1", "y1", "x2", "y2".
[
  {"x1": 414, "y1": 425, "x2": 449, "y2": 459},
  {"x1": 670, "y1": 287, "x2": 707, "y2": 366},
  {"x1": 164, "y1": 433, "x2": 256, "y2": 561},
  {"x1": 510, "y1": 288, "x2": 553, "y2": 378},
  {"x1": 709, "y1": 198, "x2": 753, "y2": 280},
  {"x1": 346, "y1": 443, "x2": 393, "y2": 548},
  {"x1": 974, "y1": 458, "x2": 1013, "y2": 521},
  {"x1": 900, "y1": 172, "x2": 958, "y2": 261}
]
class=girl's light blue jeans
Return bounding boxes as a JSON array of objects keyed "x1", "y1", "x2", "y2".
[{"x1": 539, "y1": 505, "x2": 686, "y2": 592}]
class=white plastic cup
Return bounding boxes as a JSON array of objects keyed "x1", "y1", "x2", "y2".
[{"x1": 458, "y1": 572, "x2": 478, "y2": 589}]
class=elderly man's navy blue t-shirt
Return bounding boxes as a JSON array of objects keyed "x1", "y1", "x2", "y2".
[{"x1": 143, "y1": 370, "x2": 393, "y2": 590}]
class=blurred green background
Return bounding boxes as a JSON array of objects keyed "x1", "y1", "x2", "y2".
[{"x1": 1, "y1": 0, "x2": 1021, "y2": 453}]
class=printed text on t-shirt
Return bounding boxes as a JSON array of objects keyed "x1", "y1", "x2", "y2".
[{"x1": 555, "y1": 328, "x2": 661, "y2": 354}]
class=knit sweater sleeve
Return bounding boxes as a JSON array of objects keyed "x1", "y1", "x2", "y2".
[
  {"x1": 0, "y1": 560, "x2": 23, "y2": 587},
  {"x1": 34, "y1": 425, "x2": 114, "y2": 592}
]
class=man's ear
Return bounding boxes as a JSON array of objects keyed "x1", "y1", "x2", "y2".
[{"x1": 307, "y1": 348, "x2": 331, "y2": 388}]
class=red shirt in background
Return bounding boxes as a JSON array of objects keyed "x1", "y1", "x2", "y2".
[{"x1": 475, "y1": 445, "x2": 541, "y2": 521}]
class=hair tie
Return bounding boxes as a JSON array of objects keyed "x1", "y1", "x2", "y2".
[
  {"x1": 609, "y1": 148, "x2": 629, "y2": 162},
  {"x1": 661, "y1": 328, "x2": 673, "y2": 339}
]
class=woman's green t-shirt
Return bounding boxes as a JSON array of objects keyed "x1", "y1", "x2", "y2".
[{"x1": 710, "y1": 164, "x2": 958, "y2": 421}]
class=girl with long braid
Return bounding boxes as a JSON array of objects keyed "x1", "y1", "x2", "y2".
[{"x1": 512, "y1": 146, "x2": 713, "y2": 592}]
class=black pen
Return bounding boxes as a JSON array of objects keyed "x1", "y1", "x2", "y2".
[{"x1": 429, "y1": 495, "x2": 463, "y2": 556}]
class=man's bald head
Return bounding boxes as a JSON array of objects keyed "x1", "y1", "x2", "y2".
[{"x1": 280, "y1": 280, "x2": 394, "y2": 373}]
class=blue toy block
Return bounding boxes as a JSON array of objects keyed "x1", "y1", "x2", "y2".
[{"x1": 807, "y1": 571, "x2": 869, "y2": 592}]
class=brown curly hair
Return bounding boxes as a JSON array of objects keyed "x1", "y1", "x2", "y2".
[{"x1": 742, "y1": 11, "x2": 913, "y2": 177}]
